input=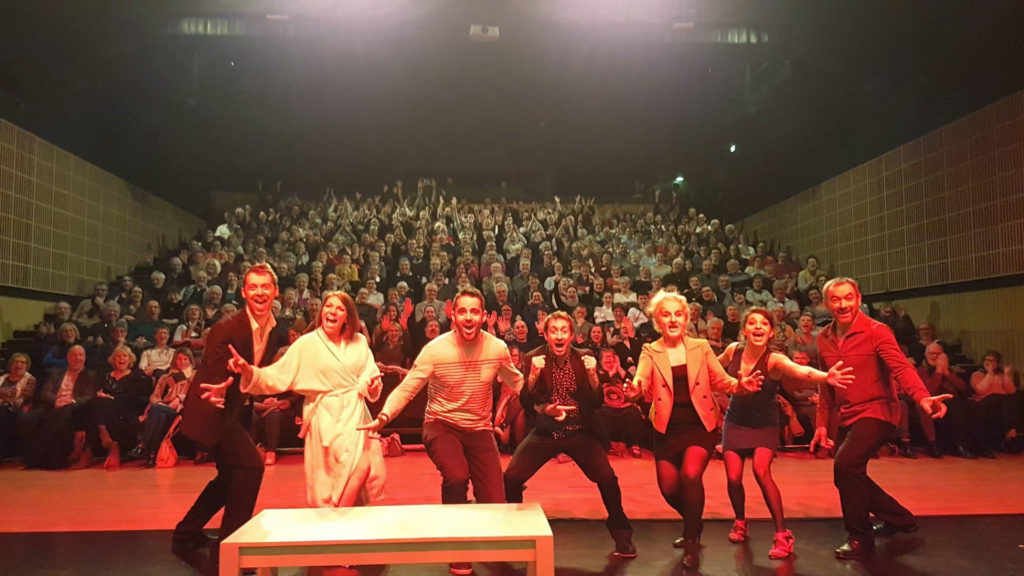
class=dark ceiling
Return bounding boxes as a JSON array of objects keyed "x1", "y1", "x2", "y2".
[{"x1": 3, "y1": 0, "x2": 1024, "y2": 220}]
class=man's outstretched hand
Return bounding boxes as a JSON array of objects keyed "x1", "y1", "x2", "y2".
[{"x1": 199, "y1": 377, "x2": 234, "y2": 409}]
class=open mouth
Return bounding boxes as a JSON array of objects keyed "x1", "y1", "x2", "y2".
[{"x1": 550, "y1": 339, "x2": 568, "y2": 354}]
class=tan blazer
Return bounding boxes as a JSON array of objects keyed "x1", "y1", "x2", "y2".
[{"x1": 635, "y1": 337, "x2": 738, "y2": 433}]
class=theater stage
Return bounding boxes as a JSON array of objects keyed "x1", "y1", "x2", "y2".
[{"x1": 2, "y1": 450, "x2": 1023, "y2": 575}]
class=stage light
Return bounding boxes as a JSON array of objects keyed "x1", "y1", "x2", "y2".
[
  {"x1": 674, "y1": 175, "x2": 685, "y2": 183},
  {"x1": 729, "y1": 143, "x2": 737, "y2": 153}
]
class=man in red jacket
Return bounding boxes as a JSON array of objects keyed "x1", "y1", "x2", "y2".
[{"x1": 811, "y1": 277, "x2": 951, "y2": 560}]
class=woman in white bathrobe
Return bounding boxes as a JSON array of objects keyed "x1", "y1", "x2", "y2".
[{"x1": 229, "y1": 291, "x2": 385, "y2": 507}]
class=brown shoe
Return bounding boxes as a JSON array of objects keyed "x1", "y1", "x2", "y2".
[
  {"x1": 70, "y1": 447, "x2": 93, "y2": 470},
  {"x1": 104, "y1": 442, "x2": 120, "y2": 471}
]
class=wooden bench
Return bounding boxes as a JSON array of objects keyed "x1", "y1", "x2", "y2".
[{"x1": 219, "y1": 502, "x2": 554, "y2": 576}]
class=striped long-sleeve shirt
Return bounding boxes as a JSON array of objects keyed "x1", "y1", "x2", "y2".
[{"x1": 380, "y1": 331, "x2": 524, "y2": 431}]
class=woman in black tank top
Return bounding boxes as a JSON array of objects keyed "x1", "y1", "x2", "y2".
[{"x1": 718, "y1": 308, "x2": 853, "y2": 560}]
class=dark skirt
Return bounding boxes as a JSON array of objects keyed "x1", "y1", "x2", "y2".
[
  {"x1": 721, "y1": 421, "x2": 778, "y2": 453},
  {"x1": 654, "y1": 423, "x2": 720, "y2": 460}
]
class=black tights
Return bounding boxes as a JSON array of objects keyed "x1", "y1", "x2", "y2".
[
  {"x1": 724, "y1": 447, "x2": 786, "y2": 532},
  {"x1": 656, "y1": 445, "x2": 712, "y2": 541}
]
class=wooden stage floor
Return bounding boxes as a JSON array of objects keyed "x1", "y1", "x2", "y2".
[{"x1": 3, "y1": 448, "x2": 1023, "y2": 533}]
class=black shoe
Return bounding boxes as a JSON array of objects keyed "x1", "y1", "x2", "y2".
[
  {"x1": 955, "y1": 444, "x2": 977, "y2": 459},
  {"x1": 980, "y1": 447, "x2": 997, "y2": 459},
  {"x1": 126, "y1": 445, "x2": 146, "y2": 460},
  {"x1": 925, "y1": 443, "x2": 943, "y2": 459},
  {"x1": 835, "y1": 539, "x2": 875, "y2": 560},
  {"x1": 898, "y1": 443, "x2": 917, "y2": 459},
  {"x1": 873, "y1": 521, "x2": 919, "y2": 537},
  {"x1": 611, "y1": 541, "x2": 638, "y2": 559},
  {"x1": 681, "y1": 539, "x2": 700, "y2": 569},
  {"x1": 145, "y1": 453, "x2": 157, "y2": 468},
  {"x1": 610, "y1": 529, "x2": 638, "y2": 559},
  {"x1": 172, "y1": 530, "x2": 218, "y2": 550}
]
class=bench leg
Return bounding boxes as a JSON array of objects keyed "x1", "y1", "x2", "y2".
[
  {"x1": 219, "y1": 543, "x2": 239, "y2": 576},
  {"x1": 534, "y1": 535, "x2": 555, "y2": 576}
]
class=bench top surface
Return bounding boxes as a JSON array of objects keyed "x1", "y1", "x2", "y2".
[{"x1": 223, "y1": 503, "x2": 553, "y2": 546}]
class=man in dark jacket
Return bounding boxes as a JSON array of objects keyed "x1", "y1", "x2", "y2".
[
  {"x1": 174, "y1": 264, "x2": 288, "y2": 566},
  {"x1": 504, "y1": 311, "x2": 637, "y2": 560}
]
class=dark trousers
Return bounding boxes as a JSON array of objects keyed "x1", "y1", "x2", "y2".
[
  {"x1": 422, "y1": 420, "x2": 505, "y2": 504},
  {"x1": 834, "y1": 417, "x2": 914, "y2": 540},
  {"x1": 597, "y1": 406, "x2": 645, "y2": 447},
  {"x1": 176, "y1": 420, "x2": 264, "y2": 541},
  {"x1": 249, "y1": 407, "x2": 297, "y2": 453},
  {"x1": 142, "y1": 404, "x2": 178, "y2": 453},
  {"x1": 504, "y1": 430, "x2": 631, "y2": 533}
]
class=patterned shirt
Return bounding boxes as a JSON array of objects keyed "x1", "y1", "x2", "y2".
[
  {"x1": 535, "y1": 354, "x2": 583, "y2": 439},
  {"x1": 382, "y1": 331, "x2": 524, "y2": 431}
]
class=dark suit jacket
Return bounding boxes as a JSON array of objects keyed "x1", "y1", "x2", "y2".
[
  {"x1": 180, "y1": 311, "x2": 287, "y2": 446},
  {"x1": 520, "y1": 345, "x2": 609, "y2": 447}
]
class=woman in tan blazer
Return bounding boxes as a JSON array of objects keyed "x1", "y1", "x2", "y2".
[{"x1": 633, "y1": 290, "x2": 761, "y2": 569}]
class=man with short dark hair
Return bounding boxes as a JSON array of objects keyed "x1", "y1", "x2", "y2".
[
  {"x1": 360, "y1": 287, "x2": 524, "y2": 576},
  {"x1": 812, "y1": 277, "x2": 951, "y2": 560},
  {"x1": 175, "y1": 263, "x2": 289, "y2": 568},
  {"x1": 505, "y1": 311, "x2": 638, "y2": 560}
]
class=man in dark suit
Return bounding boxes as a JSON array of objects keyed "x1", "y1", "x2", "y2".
[
  {"x1": 173, "y1": 263, "x2": 287, "y2": 565},
  {"x1": 503, "y1": 311, "x2": 637, "y2": 560}
]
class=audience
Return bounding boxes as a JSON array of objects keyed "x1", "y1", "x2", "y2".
[{"x1": 2, "y1": 183, "x2": 1018, "y2": 476}]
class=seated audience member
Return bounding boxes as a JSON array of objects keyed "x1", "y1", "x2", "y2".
[
  {"x1": 581, "y1": 323, "x2": 607, "y2": 355},
  {"x1": 682, "y1": 275, "x2": 702, "y2": 304},
  {"x1": 770, "y1": 280, "x2": 800, "y2": 323},
  {"x1": 75, "y1": 346, "x2": 152, "y2": 468},
  {"x1": 486, "y1": 304, "x2": 516, "y2": 341},
  {"x1": 250, "y1": 391, "x2": 301, "y2": 466},
  {"x1": 43, "y1": 322, "x2": 81, "y2": 373},
  {"x1": 706, "y1": 317, "x2": 730, "y2": 356},
  {"x1": 686, "y1": 301, "x2": 709, "y2": 339},
  {"x1": 725, "y1": 259, "x2": 752, "y2": 293},
  {"x1": 493, "y1": 345, "x2": 529, "y2": 454},
  {"x1": 73, "y1": 282, "x2": 110, "y2": 327},
  {"x1": 84, "y1": 302, "x2": 122, "y2": 346},
  {"x1": 21, "y1": 346, "x2": 99, "y2": 469},
  {"x1": 614, "y1": 277, "x2": 638, "y2": 306},
  {"x1": 202, "y1": 285, "x2": 224, "y2": 324},
  {"x1": 969, "y1": 350, "x2": 1021, "y2": 456},
  {"x1": 131, "y1": 347, "x2": 195, "y2": 467},
  {"x1": 120, "y1": 285, "x2": 146, "y2": 320},
  {"x1": 147, "y1": 270, "x2": 169, "y2": 304},
  {"x1": 791, "y1": 311, "x2": 819, "y2": 351},
  {"x1": 908, "y1": 322, "x2": 946, "y2": 366},
  {"x1": 803, "y1": 287, "x2": 832, "y2": 327},
  {"x1": 521, "y1": 290, "x2": 551, "y2": 330},
  {"x1": 916, "y1": 343, "x2": 976, "y2": 459},
  {"x1": 697, "y1": 284, "x2": 724, "y2": 322},
  {"x1": 0, "y1": 353, "x2": 37, "y2": 459},
  {"x1": 605, "y1": 305, "x2": 637, "y2": 369},
  {"x1": 87, "y1": 320, "x2": 131, "y2": 373},
  {"x1": 138, "y1": 325, "x2": 175, "y2": 378},
  {"x1": 594, "y1": 291, "x2": 616, "y2": 325},
  {"x1": 128, "y1": 299, "x2": 163, "y2": 349},
  {"x1": 722, "y1": 304, "x2": 742, "y2": 342},
  {"x1": 796, "y1": 255, "x2": 822, "y2": 293},
  {"x1": 779, "y1": 348, "x2": 819, "y2": 446},
  {"x1": 767, "y1": 302, "x2": 795, "y2": 353},
  {"x1": 595, "y1": 348, "x2": 645, "y2": 458},
  {"x1": 161, "y1": 290, "x2": 185, "y2": 324},
  {"x1": 180, "y1": 271, "x2": 209, "y2": 308},
  {"x1": 172, "y1": 304, "x2": 206, "y2": 351},
  {"x1": 745, "y1": 275, "x2": 772, "y2": 308}
]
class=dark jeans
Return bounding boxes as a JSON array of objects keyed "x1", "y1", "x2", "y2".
[
  {"x1": 142, "y1": 404, "x2": 178, "y2": 453},
  {"x1": 834, "y1": 418, "x2": 914, "y2": 540},
  {"x1": 422, "y1": 420, "x2": 505, "y2": 504},
  {"x1": 176, "y1": 419, "x2": 264, "y2": 541},
  {"x1": 597, "y1": 405, "x2": 645, "y2": 447},
  {"x1": 504, "y1": 430, "x2": 631, "y2": 532}
]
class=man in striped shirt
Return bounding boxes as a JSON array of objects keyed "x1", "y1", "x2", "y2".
[{"x1": 363, "y1": 286, "x2": 523, "y2": 502}]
